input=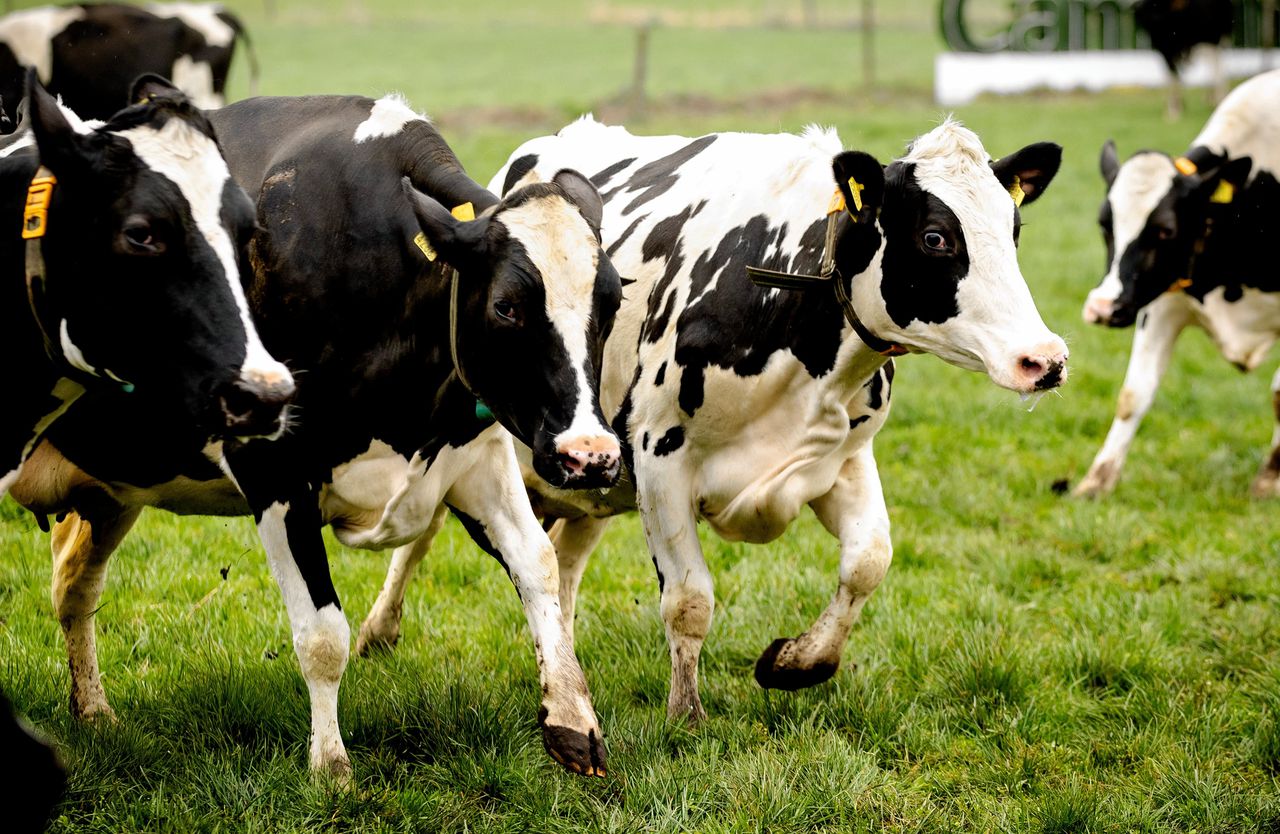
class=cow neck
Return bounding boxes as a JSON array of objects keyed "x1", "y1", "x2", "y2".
[{"x1": 746, "y1": 196, "x2": 907, "y2": 357}]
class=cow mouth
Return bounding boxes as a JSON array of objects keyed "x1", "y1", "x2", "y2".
[{"x1": 532, "y1": 448, "x2": 621, "y2": 490}]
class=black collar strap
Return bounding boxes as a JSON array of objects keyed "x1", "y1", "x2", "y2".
[{"x1": 746, "y1": 193, "x2": 907, "y2": 357}]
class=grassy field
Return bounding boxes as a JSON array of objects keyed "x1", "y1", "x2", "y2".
[{"x1": 4, "y1": 1, "x2": 1280, "y2": 832}]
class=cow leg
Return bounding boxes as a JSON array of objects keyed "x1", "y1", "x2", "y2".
[
  {"x1": 754, "y1": 445, "x2": 890, "y2": 691},
  {"x1": 1075, "y1": 299, "x2": 1190, "y2": 497},
  {"x1": 547, "y1": 515, "x2": 612, "y2": 645},
  {"x1": 50, "y1": 499, "x2": 141, "y2": 720},
  {"x1": 255, "y1": 496, "x2": 351, "y2": 781},
  {"x1": 355, "y1": 504, "x2": 448, "y2": 656},
  {"x1": 634, "y1": 464, "x2": 713, "y2": 724},
  {"x1": 1251, "y1": 366, "x2": 1280, "y2": 497},
  {"x1": 446, "y1": 450, "x2": 606, "y2": 776},
  {"x1": 1167, "y1": 68, "x2": 1184, "y2": 121}
]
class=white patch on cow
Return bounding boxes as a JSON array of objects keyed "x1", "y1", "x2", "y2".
[
  {"x1": 1191, "y1": 67, "x2": 1280, "y2": 176},
  {"x1": 352, "y1": 94, "x2": 429, "y2": 144},
  {"x1": 169, "y1": 54, "x2": 222, "y2": 109},
  {"x1": 875, "y1": 120, "x2": 1065, "y2": 390},
  {"x1": 58, "y1": 318, "x2": 97, "y2": 376},
  {"x1": 112, "y1": 116, "x2": 291, "y2": 390},
  {"x1": 1086, "y1": 152, "x2": 1176, "y2": 316},
  {"x1": 497, "y1": 195, "x2": 613, "y2": 447},
  {"x1": 0, "y1": 6, "x2": 85, "y2": 82},
  {"x1": 145, "y1": 2, "x2": 235, "y2": 47}
]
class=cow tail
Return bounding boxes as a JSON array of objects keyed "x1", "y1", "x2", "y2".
[{"x1": 219, "y1": 11, "x2": 261, "y2": 96}]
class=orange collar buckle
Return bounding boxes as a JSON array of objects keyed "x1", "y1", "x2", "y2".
[{"x1": 22, "y1": 173, "x2": 56, "y2": 240}]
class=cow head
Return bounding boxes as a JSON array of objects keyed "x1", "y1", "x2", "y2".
[
  {"x1": 24, "y1": 73, "x2": 293, "y2": 439},
  {"x1": 1083, "y1": 140, "x2": 1254, "y2": 328},
  {"x1": 403, "y1": 170, "x2": 623, "y2": 489},
  {"x1": 836, "y1": 121, "x2": 1068, "y2": 393}
]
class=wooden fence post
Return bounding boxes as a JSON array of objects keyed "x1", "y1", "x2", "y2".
[
  {"x1": 630, "y1": 19, "x2": 654, "y2": 120},
  {"x1": 862, "y1": 0, "x2": 876, "y2": 92}
]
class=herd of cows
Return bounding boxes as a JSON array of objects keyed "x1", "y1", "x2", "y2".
[{"x1": 1, "y1": 1, "x2": 1278, "y2": 827}]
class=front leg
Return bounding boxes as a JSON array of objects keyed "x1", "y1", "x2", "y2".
[
  {"x1": 755, "y1": 445, "x2": 890, "y2": 690},
  {"x1": 634, "y1": 455, "x2": 713, "y2": 723},
  {"x1": 355, "y1": 504, "x2": 448, "y2": 656},
  {"x1": 1075, "y1": 297, "x2": 1190, "y2": 497},
  {"x1": 253, "y1": 493, "x2": 351, "y2": 781},
  {"x1": 1251, "y1": 365, "x2": 1280, "y2": 497},
  {"x1": 445, "y1": 440, "x2": 606, "y2": 776}
]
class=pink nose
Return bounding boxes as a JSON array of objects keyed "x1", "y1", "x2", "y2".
[
  {"x1": 1083, "y1": 295, "x2": 1113, "y2": 325},
  {"x1": 556, "y1": 435, "x2": 622, "y2": 480},
  {"x1": 1015, "y1": 349, "x2": 1069, "y2": 391}
]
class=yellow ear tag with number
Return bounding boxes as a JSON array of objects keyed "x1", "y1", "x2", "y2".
[
  {"x1": 1209, "y1": 180, "x2": 1235, "y2": 204},
  {"x1": 1009, "y1": 176, "x2": 1025, "y2": 208},
  {"x1": 826, "y1": 189, "x2": 846, "y2": 216},
  {"x1": 847, "y1": 177, "x2": 864, "y2": 212},
  {"x1": 413, "y1": 202, "x2": 476, "y2": 262},
  {"x1": 1174, "y1": 157, "x2": 1198, "y2": 176}
]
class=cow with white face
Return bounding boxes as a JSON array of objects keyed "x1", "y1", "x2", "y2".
[
  {"x1": 15, "y1": 93, "x2": 622, "y2": 780},
  {"x1": 355, "y1": 117, "x2": 1067, "y2": 723},
  {"x1": 1077, "y1": 68, "x2": 1280, "y2": 497}
]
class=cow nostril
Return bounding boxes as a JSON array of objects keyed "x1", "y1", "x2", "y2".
[{"x1": 1020, "y1": 356, "x2": 1045, "y2": 376}]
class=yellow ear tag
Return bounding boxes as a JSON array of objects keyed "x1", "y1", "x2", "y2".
[
  {"x1": 1209, "y1": 180, "x2": 1235, "y2": 204},
  {"x1": 847, "y1": 177, "x2": 864, "y2": 212},
  {"x1": 1009, "y1": 175, "x2": 1025, "y2": 208},
  {"x1": 22, "y1": 173, "x2": 57, "y2": 240},
  {"x1": 413, "y1": 203, "x2": 475, "y2": 262},
  {"x1": 1168, "y1": 277, "x2": 1192, "y2": 293},
  {"x1": 826, "y1": 189, "x2": 846, "y2": 216},
  {"x1": 1174, "y1": 157, "x2": 1198, "y2": 176}
]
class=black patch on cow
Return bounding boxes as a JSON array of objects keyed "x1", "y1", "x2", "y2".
[
  {"x1": 644, "y1": 205, "x2": 697, "y2": 263},
  {"x1": 607, "y1": 213, "x2": 648, "y2": 259},
  {"x1": 1139, "y1": 311, "x2": 1149, "y2": 329},
  {"x1": 449, "y1": 505, "x2": 512, "y2": 580},
  {"x1": 503, "y1": 154, "x2": 539, "y2": 195},
  {"x1": 619, "y1": 135, "x2": 717, "y2": 216},
  {"x1": 281, "y1": 497, "x2": 342, "y2": 611},
  {"x1": 653, "y1": 426, "x2": 684, "y2": 456},
  {"x1": 590, "y1": 157, "x2": 635, "y2": 189},
  {"x1": 878, "y1": 162, "x2": 970, "y2": 328},
  {"x1": 678, "y1": 365, "x2": 705, "y2": 417},
  {"x1": 1223, "y1": 285, "x2": 1243, "y2": 302},
  {"x1": 641, "y1": 432, "x2": 650, "y2": 451},
  {"x1": 849, "y1": 415, "x2": 870, "y2": 429},
  {"x1": 653, "y1": 361, "x2": 666, "y2": 386},
  {"x1": 651, "y1": 555, "x2": 665, "y2": 593},
  {"x1": 865, "y1": 370, "x2": 885, "y2": 410}
]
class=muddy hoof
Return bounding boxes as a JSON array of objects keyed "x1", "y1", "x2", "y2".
[
  {"x1": 754, "y1": 638, "x2": 839, "y2": 691},
  {"x1": 354, "y1": 623, "x2": 399, "y2": 657},
  {"x1": 311, "y1": 753, "x2": 353, "y2": 787},
  {"x1": 541, "y1": 722, "x2": 607, "y2": 777},
  {"x1": 1251, "y1": 473, "x2": 1280, "y2": 499}
]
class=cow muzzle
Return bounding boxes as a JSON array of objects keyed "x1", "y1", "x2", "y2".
[
  {"x1": 549, "y1": 434, "x2": 622, "y2": 489},
  {"x1": 217, "y1": 366, "x2": 295, "y2": 439},
  {"x1": 1011, "y1": 341, "x2": 1070, "y2": 393},
  {"x1": 1082, "y1": 293, "x2": 1115, "y2": 326}
]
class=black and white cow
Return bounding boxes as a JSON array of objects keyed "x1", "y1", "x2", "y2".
[
  {"x1": 1076, "y1": 67, "x2": 1280, "y2": 497},
  {"x1": 15, "y1": 93, "x2": 622, "y2": 778},
  {"x1": 0, "y1": 691, "x2": 66, "y2": 834},
  {"x1": 1134, "y1": 0, "x2": 1234, "y2": 118},
  {"x1": 352, "y1": 117, "x2": 1068, "y2": 722},
  {"x1": 0, "y1": 3, "x2": 256, "y2": 124},
  {"x1": 3, "y1": 71, "x2": 292, "y2": 501}
]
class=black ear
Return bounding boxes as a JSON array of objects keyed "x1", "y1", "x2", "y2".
[
  {"x1": 27, "y1": 70, "x2": 88, "y2": 177},
  {"x1": 1099, "y1": 139, "x2": 1119, "y2": 188},
  {"x1": 402, "y1": 177, "x2": 485, "y2": 268},
  {"x1": 1192, "y1": 155, "x2": 1252, "y2": 205},
  {"x1": 991, "y1": 141, "x2": 1062, "y2": 205},
  {"x1": 831, "y1": 150, "x2": 885, "y2": 224},
  {"x1": 129, "y1": 73, "x2": 180, "y2": 106},
  {"x1": 552, "y1": 168, "x2": 604, "y2": 237}
]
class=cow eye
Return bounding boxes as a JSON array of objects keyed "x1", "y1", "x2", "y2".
[
  {"x1": 120, "y1": 217, "x2": 162, "y2": 255},
  {"x1": 494, "y1": 299, "x2": 519, "y2": 324},
  {"x1": 1155, "y1": 225, "x2": 1175, "y2": 241},
  {"x1": 922, "y1": 230, "x2": 949, "y2": 252}
]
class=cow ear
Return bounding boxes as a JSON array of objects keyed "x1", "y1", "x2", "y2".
[
  {"x1": 831, "y1": 150, "x2": 885, "y2": 224},
  {"x1": 1192, "y1": 155, "x2": 1252, "y2": 205},
  {"x1": 1100, "y1": 139, "x2": 1120, "y2": 188},
  {"x1": 991, "y1": 141, "x2": 1062, "y2": 205},
  {"x1": 552, "y1": 168, "x2": 604, "y2": 238},
  {"x1": 402, "y1": 178, "x2": 485, "y2": 267},
  {"x1": 28, "y1": 70, "x2": 89, "y2": 177},
  {"x1": 129, "y1": 73, "x2": 181, "y2": 106}
]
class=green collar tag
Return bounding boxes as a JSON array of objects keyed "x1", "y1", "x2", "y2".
[{"x1": 475, "y1": 400, "x2": 494, "y2": 423}]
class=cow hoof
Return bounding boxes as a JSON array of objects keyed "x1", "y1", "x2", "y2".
[
  {"x1": 754, "y1": 637, "x2": 840, "y2": 691},
  {"x1": 311, "y1": 754, "x2": 353, "y2": 787},
  {"x1": 541, "y1": 723, "x2": 607, "y2": 777},
  {"x1": 666, "y1": 698, "x2": 707, "y2": 726},
  {"x1": 1071, "y1": 478, "x2": 1112, "y2": 499},
  {"x1": 72, "y1": 699, "x2": 117, "y2": 723},
  {"x1": 1250, "y1": 472, "x2": 1280, "y2": 498},
  {"x1": 354, "y1": 620, "x2": 399, "y2": 656}
]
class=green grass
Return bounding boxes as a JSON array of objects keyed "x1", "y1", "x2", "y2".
[{"x1": 5, "y1": 1, "x2": 1280, "y2": 831}]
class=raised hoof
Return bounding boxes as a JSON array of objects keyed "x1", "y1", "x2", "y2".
[
  {"x1": 754, "y1": 637, "x2": 839, "y2": 691},
  {"x1": 354, "y1": 621, "x2": 400, "y2": 657},
  {"x1": 541, "y1": 723, "x2": 607, "y2": 777}
]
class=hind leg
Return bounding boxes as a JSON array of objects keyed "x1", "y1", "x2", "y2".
[
  {"x1": 50, "y1": 498, "x2": 141, "y2": 720},
  {"x1": 1251, "y1": 367, "x2": 1280, "y2": 497},
  {"x1": 356, "y1": 504, "x2": 448, "y2": 655},
  {"x1": 547, "y1": 515, "x2": 612, "y2": 646}
]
